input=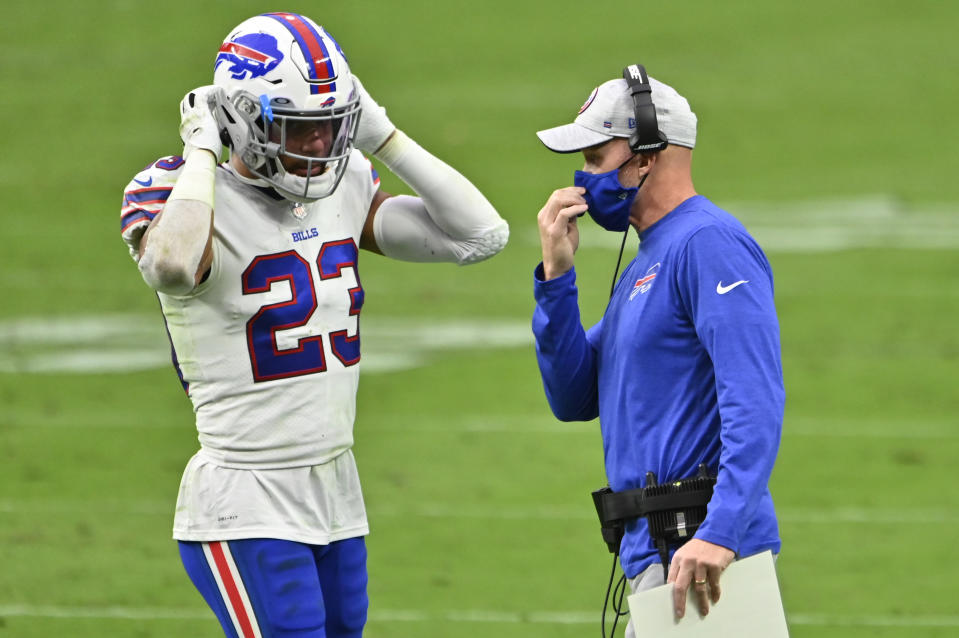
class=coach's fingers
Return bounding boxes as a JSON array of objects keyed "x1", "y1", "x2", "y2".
[
  {"x1": 555, "y1": 203, "x2": 588, "y2": 225},
  {"x1": 666, "y1": 556, "x2": 680, "y2": 585},
  {"x1": 708, "y1": 565, "x2": 722, "y2": 605},
  {"x1": 671, "y1": 564, "x2": 693, "y2": 618},
  {"x1": 539, "y1": 204, "x2": 584, "y2": 243},
  {"x1": 537, "y1": 187, "x2": 586, "y2": 225},
  {"x1": 692, "y1": 569, "x2": 710, "y2": 617}
]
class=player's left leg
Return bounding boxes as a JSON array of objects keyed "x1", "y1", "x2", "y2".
[{"x1": 311, "y1": 536, "x2": 369, "y2": 638}]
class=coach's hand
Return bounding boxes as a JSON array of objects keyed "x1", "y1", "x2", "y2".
[
  {"x1": 537, "y1": 187, "x2": 587, "y2": 280},
  {"x1": 352, "y1": 75, "x2": 396, "y2": 155},
  {"x1": 667, "y1": 539, "x2": 735, "y2": 619}
]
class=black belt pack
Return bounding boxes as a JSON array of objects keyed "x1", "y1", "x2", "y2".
[{"x1": 592, "y1": 464, "x2": 716, "y2": 577}]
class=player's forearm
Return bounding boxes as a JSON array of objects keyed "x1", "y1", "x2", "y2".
[
  {"x1": 138, "y1": 151, "x2": 215, "y2": 295},
  {"x1": 373, "y1": 130, "x2": 508, "y2": 263},
  {"x1": 371, "y1": 195, "x2": 475, "y2": 263}
]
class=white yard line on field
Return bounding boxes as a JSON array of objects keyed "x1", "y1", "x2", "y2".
[
  {"x1": 4, "y1": 198, "x2": 958, "y2": 375},
  {"x1": 538, "y1": 195, "x2": 959, "y2": 253},
  {"x1": 1, "y1": 499, "x2": 956, "y2": 525},
  {"x1": 10, "y1": 410, "x2": 954, "y2": 440},
  {"x1": 0, "y1": 603, "x2": 956, "y2": 628},
  {"x1": 0, "y1": 315, "x2": 532, "y2": 375}
]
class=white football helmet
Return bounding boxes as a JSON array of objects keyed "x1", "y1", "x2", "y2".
[{"x1": 211, "y1": 13, "x2": 360, "y2": 202}]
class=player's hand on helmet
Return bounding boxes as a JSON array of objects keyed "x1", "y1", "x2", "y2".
[
  {"x1": 179, "y1": 86, "x2": 225, "y2": 160},
  {"x1": 351, "y1": 75, "x2": 396, "y2": 155}
]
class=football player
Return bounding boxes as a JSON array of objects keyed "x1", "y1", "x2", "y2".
[{"x1": 119, "y1": 12, "x2": 508, "y2": 638}]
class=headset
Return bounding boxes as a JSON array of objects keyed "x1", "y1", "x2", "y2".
[
  {"x1": 605, "y1": 64, "x2": 668, "y2": 301},
  {"x1": 597, "y1": 66, "x2": 668, "y2": 636},
  {"x1": 622, "y1": 64, "x2": 668, "y2": 153}
]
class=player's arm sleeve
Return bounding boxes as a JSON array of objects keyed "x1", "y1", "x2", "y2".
[
  {"x1": 370, "y1": 131, "x2": 508, "y2": 265},
  {"x1": 532, "y1": 264, "x2": 601, "y2": 421},
  {"x1": 136, "y1": 151, "x2": 216, "y2": 296},
  {"x1": 679, "y1": 226, "x2": 785, "y2": 551},
  {"x1": 120, "y1": 157, "x2": 182, "y2": 262}
]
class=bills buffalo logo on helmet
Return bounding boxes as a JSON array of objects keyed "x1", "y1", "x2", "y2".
[{"x1": 215, "y1": 33, "x2": 284, "y2": 80}]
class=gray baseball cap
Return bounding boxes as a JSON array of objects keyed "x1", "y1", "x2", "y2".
[{"x1": 536, "y1": 77, "x2": 697, "y2": 153}]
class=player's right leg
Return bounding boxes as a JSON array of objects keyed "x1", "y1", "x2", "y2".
[{"x1": 179, "y1": 538, "x2": 339, "y2": 637}]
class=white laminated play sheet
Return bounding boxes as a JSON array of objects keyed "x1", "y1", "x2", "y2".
[{"x1": 627, "y1": 550, "x2": 789, "y2": 637}]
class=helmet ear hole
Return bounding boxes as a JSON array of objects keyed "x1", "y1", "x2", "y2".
[{"x1": 213, "y1": 102, "x2": 239, "y2": 149}]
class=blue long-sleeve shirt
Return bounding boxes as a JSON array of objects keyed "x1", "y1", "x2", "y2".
[{"x1": 533, "y1": 195, "x2": 784, "y2": 578}]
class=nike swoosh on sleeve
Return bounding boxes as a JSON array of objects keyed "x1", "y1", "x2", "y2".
[{"x1": 716, "y1": 280, "x2": 749, "y2": 294}]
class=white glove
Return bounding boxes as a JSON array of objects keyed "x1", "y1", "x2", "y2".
[
  {"x1": 179, "y1": 86, "x2": 224, "y2": 160},
  {"x1": 351, "y1": 75, "x2": 396, "y2": 155}
]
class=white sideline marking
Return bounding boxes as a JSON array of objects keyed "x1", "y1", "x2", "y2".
[
  {"x1": 12, "y1": 406, "x2": 954, "y2": 440},
  {"x1": 4, "y1": 198, "x2": 957, "y2": 375},
  {"x1": 1, "y1": 499, "x2": 956, "y2": 525},
  {"x1": 0, "y1": 604, "x2": 210, "y2": 620},
  {"x1": 11, "y1": 410, "x2": 957, "y2": 440},
  {"x1": 787, "y1": 614, "x2": 959, "y2": 628},
  {"x1": 0, "y1": 315, "x2": 532, "y2": 375},
  {"x1": 0, "y1": 604, "x2": 956, "y2": 627}
]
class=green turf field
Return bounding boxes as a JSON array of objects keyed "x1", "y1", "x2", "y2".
[{"x1": 2, "y1": 0, "x2": 958, "y2": 636}]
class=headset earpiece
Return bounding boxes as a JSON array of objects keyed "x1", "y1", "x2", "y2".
[{"x1": 622, "y1": 64, "x2": 668, "y2": 153}]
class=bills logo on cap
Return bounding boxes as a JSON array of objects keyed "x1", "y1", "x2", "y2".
[
  {"x1": 630, "y1": 262, "x2": 661, "y2": 300},
  {"x1": 578, "y1": 87, "x2": 599, "y2": 114},
  {"x1": 215, "y1": 33, "x2": 283, "y2": 80}
]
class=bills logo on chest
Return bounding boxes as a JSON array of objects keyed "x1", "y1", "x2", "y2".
[{"x1": 629, "y1": 262, "x2": 661, "y2": 300}]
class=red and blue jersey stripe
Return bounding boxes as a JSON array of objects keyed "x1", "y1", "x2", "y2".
[{"x1": 120, "y1": 187, "x2": 172, "y2": 233}]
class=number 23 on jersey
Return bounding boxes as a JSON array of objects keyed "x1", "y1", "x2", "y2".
[{"x1": 242, "y1": 239, "x2": 363, "y2": 382}]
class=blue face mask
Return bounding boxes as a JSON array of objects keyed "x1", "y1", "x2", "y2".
[{"x1": 573, "y1": 155, "x2": 639, "y2": 232}]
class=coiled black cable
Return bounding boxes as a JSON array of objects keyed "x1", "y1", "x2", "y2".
[{"x1": 601, "y1": 552, "x2": 630, "y2": 638}]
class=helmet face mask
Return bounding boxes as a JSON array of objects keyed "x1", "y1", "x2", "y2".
[{"x1": 211, "y1": 13, "x2": 360, "y2": 202}]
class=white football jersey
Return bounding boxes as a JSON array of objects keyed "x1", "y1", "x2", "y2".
[
  {"x1": 121, "y1": 151, "x2": 379, "y2": 543},
  {"x1": 121, "y1": 151, "x2": 379, "y2": 469}
]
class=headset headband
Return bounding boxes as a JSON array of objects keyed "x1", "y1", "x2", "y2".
[{"x1": 622, "y1": 64, "x2": 668, "y2": 153}]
